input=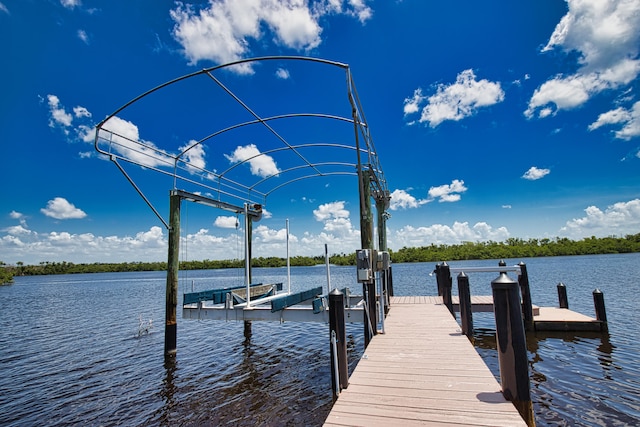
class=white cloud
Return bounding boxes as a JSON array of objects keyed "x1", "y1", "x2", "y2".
[
  {"x1": 60, "y1": 0, "x2": 81, "y2": 9},
  {"x1": 588, "y1": 101, "x2": 640, "y2": 140},
  {"x1": 170, "y1": 0, "x2": 372, "y2": 71},
  {"x1": 214, "y1": 216, "x2": 239, "y2": 229},
  {"x1": 41, "y1": 197, "x2": 87, "y2": 220},
  {"x1": 0, "y1": 3, "x2": 9, "y2": 14},
  {"x1": 526, "y1": 0, "x2": 640, "y2": 118},
  {"x1": 77, "y1": 29, "x2": 89, "y2": 44},
  {"x1": 522, "y1": 166, "x2": 550, "y2": 181},
  {"x1": 389, "y1": 189, "x2": 418, "y2": 210},
  {"x1": 4, "y1": 225, "x2": 32, "y2": 235},
  {"x1": 427, "y1": 179, "x2": 467, "y2": 203},
  {"x1": 312, "y1": 200, "x2": 358, "y2": 240},
  {"x1": 98, "y1": 116, "x2": 174, "y2": 168},
  {"x1": 405, "y1": 70, "x2": 504, "y2": 128},
  {"x1": 178, "y1": 140, "x2": 207, "y2": 172},
  {"x1": 313, "y1": 201, "x2": 349, "y2": 221},
  {"x1": 391, "y1": 221, "x2": 510, "y2": 248},
  {"x1": 561, "y1": 198, "x2": 640, "y2": 237},
  {"x1": 47, "y1": 95, "x2": 73, "y2": 128},
  {"x1": 275, "y1": 67, "x2": 290, "y2": 79},
  {"x1": 9, "y1": 211, "x2": 23, "y2": 220},
  {"x1": 225, "y1": 144, "x2": 280, "y2": 178}
]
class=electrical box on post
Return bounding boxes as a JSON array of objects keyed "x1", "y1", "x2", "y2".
[
  {"x1": 356, "y1": 249, "x2": 375, "y2": 283},
  {"x1": 377, "y1": 251, "x2": 390, "y2": 271}
]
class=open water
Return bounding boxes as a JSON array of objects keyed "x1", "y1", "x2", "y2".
[{"x1": 0, "y1": 253, "x2": 638, "y2": 426}]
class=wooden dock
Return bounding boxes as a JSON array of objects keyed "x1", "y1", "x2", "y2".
[
  {"x1": 449, "y1": 295, "x2": 603, "y2": 332},
  {"x1": 324, "y1": 296, "x2": 527, "y2": 426}
]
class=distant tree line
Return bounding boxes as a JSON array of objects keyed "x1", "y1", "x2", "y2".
[{"x1": 2, "y1": 233, "x2": 639, "y2": 283}]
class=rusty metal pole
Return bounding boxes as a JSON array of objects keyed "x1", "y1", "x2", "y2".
[{"x1": 164, "y1": 192, "x2": 181, "y2": 358}]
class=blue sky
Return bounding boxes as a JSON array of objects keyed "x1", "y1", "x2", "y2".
[{"x1": 2, "y1": 0, "x2": 640, "y2": 265}]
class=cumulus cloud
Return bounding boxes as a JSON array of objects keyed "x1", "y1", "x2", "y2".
[
  {"x1": 178, "y1": 140, "x2": 208, "y2": 173},
  {"x1": 312, "y1": 200, "x2": 358, "y2": 238},
  {"x1": 9, "y1": 211, "x2": 23, "y2": 220},
  {"x1": 561, "y1": 198, "x2": 640, "y2": 237},
  {"x1": 522, "y1": 166, "x2": 550, "y2": 180},
  {"x1": 588, "y1": 101, "x2": 640, "y2": 140},
  {"x1": 313, "y1": 201, "x2": 349, "y2": 221},
  {"x1": 404, "y1": 70, "x2": 504, "y2": 128},
  {"x1": 47, "y1": 95, "x2": 73, "y2": 129},
  {"x1": 427, "y1": 179, "x2": 467, "y2": 203},
  {"x1": 389, "y1": 189, "x2": 418, "y2": 210},
  {"x1": 170, "y1": 0, "x2": 372, "y2": 72},
  {"x1": 214, "y1": 215, "x2": 239, "y2": 228},
  {"x1": 98, "y1": 116, "x2": 174, "y2": 168},
  {"x1": 526, "y1": 0, "x2": 640, "y2": 118},
  {"x1": 391, "y1": 221, "x2": 510, "y2": 248},
  {"x1": 46, "y1": 94, "x2": 96, "y2": 145},
  {"x1": 41, "y1": 197, "x2": 87, "y2": 220},
  {"x1": 225, "y1": 144, "x2": 280, "y2": 177}
]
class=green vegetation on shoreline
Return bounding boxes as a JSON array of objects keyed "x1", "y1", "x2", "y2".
[{"x1": 2, "y1": 233, "x2": 640, "y2": 283}]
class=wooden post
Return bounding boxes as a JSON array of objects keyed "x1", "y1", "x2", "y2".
[
  {"x1": 164, "y1": 192, "x2": 181, "y2": 357},
  {"x1": 518, "y1": 262, "x2": 534, "y2": 331},
  {"x1": 441, "y1": 262, "x2": 454, "y2": 318},
  {"x1": 491, "y1": 271, "x2": 535, "y2": 426},
  {"x1": 557, "y1": 283, "x2": 569, "y2": 309},
  {"x1": 457, "y1": 272, "x2": 473, "y2": 337},
  {"x1": 329, "y1": 289, "x2": 348, "y2": 400},
  {"x1": 593, "y1": 289, "x2": 608, "y2": 332},
  {"x1": 434, "y1": 263, "x2": 443, "y2": 296}
]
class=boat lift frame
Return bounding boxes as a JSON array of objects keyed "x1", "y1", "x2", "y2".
[{"x1": 94, "y1": 56, "x2": 391, "y2": 357}]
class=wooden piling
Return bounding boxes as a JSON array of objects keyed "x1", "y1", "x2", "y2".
[
  {"x1": 329, "y1": 289, "x2": 348, "y2": 399},
  {"x1": 593, "y1": 289, "x2": 608, "y2": 332},
  {"x1": 440, "y1": 262, "x2": 454, "y2": 318},
  {"x1": 164, "y1": 192, "x2": 181, "y2": 357},
  {"x1": 457, "y1": 272, "x2": 473, "y2": 337},
  {"x1": 491, "y1": 271, "x2": 535, "y2": 426},
  {"x1": 518, "y1": 262, "x2": 534, "y2": 331},
  {"x1": 557, "y1": 283, "x2": 569, "y2": 309}
]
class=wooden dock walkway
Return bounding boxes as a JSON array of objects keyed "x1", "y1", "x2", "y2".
[{"x1": 324, "y1": 296, "x2": 527, "y2": 426}]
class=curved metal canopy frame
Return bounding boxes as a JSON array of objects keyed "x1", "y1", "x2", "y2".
[{"x1": 94, "y1": 56, "x2": 389, "y2": 227}]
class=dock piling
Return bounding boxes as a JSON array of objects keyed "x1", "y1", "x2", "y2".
[
  {"x1": 518, "y1": 262, "x2": 534, "y2": 331},
  {"x1": 438, "y1": 262, "x2": 455, "y2": 317},
  {"x1": 557, "y1": 283, "x2": 569, "y2": 309},
  {"x1": 164, "y1": 192, "x2": 181, "y2": 358},
  {"x1": 593, "y1": 289, "x2": 608, "y2": 332},
  {"x1": 457, "y1": 272, "x2": 473, "y2": 337},
  {"x1": 329, "y1": 288, "x2": 348, "y2": 399},
  {"x1": 491, "y1": 271, "x2": 535, "y2": 426}
]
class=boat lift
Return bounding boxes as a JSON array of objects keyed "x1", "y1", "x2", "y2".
[{"x1": 94, "y1": 56, "x2": 391, "y2": 358}]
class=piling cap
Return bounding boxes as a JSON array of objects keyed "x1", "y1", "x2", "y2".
[
  {"x1": 330, "y1": 288, "x2": 344, "y2": 296},
  {"x1": 491, "y1": 271, "x2": 517, "y2": 289}
]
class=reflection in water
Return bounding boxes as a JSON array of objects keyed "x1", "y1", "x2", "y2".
[
  {"x1": 471, "y1": 325, "x2": 637, "y2": 426},
  {"x1": 159, "y1": 356, "x2": 178, "y2": 426}
]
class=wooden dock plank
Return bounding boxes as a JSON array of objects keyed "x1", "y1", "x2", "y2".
[{"x1": 324, "y1": 301, "x2": 527, "y2": 426}]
